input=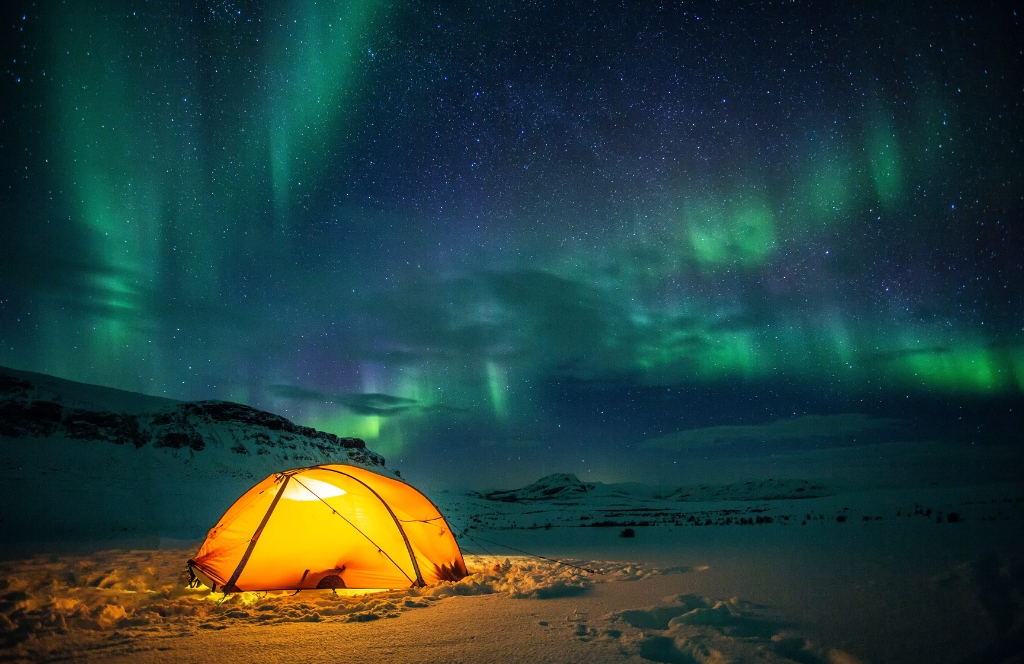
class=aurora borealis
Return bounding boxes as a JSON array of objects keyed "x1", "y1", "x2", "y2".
[{"x1": 2, "y1": 1, "x2": 1022, "y2": 487}]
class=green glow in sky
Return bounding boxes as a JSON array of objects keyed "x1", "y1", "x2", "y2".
[
  {"x1": 866, "y1": 119, "x2": 904, "y2": 204},
  {"x1": 685, "y1": 198, "x2": 776, "y2": 267},
  {"x1": 1014, "y1": 350, "x2": 1024, "y2": 392},
  {"x1": 304, "y1": 408, "x2": 392, "y2": 454},
  {"x1": 803, "y1": 159, "x2": 850, "y2": 224},
  {"x1": 3, "y1": 0, "x2": 1020, "y2": 481},
  {"x1": 269, "y1": 0, "x2": 387, "y2": 222},
  {"x1": 47, "y1": 7, "x2": 159, "y2": 383},
  {"x1": 892, "y1": 347, "x2": 1022, "y2": 394},
  {"x1": 486, "y1": 361, "x2": 509, "y2": 420}
]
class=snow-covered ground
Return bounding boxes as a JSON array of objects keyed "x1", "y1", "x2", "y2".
[
  {"x1": 432, "y1": 472, "x2": 1024, "y2": 533},
  {"x1": 2, "y1": 367, "x2": 1023, "y2": 662},
  {"x1": 2, "y1": 477, "x2": 1022, "y2": 662}
]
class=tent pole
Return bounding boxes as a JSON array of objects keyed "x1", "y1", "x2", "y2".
[
  {"x1": 319, "y1": 467, "x2": 426, "y2": 587},
  {"x1": 222, "y1": 474, "x2": 292, "y2": 593}
]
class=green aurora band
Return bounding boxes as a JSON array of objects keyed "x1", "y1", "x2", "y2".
[{"x1": 2, "y1": 1, "x2": 1021, "y2": 463}]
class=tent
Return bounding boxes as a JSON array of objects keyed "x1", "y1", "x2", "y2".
[{"x1": 187, "y1": 464, "x2": 467, "y2": 591}]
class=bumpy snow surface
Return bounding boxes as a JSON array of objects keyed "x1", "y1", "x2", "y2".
[
  {"x1": 479, "y1": 473, "x2": 832, "y2": 505},
  {"x1": 0, "y1": 550, "x2": 866, "y2": 663},
  {"x1": 434, "y1": 472, "x2": 1019, "y2": 535},
  {"x1": 0, "y1": 552, "x2": 622, "y2": 651}
]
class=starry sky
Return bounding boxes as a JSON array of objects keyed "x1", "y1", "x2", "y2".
[{"x1": 2, "y1": 1, "x2": 1023, "y2": 488}]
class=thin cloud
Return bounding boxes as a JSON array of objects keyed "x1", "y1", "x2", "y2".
[
  {"x1": 643, "y1": 413, "x2": 899, "y2": 449},
  {"x1": 266, "y1": 385, "x2": 328, "y2": 402}
]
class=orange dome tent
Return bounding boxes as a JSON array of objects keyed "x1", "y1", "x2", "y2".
[{"x1": 187, "y1": 464, "x2": 467, "y2": 592}]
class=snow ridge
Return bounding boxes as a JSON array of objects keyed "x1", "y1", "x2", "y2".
[
  {"x1": 0, "y1": 366, "x2": 386, "y2": 544},
  {"x1": 481, "y1": 473, "x2": 595, "y2": 502},
  {"x1": 476, "y1": 473, "x2": 831, "y2": 505},
  {"x1": 0, "y1": 367, "x2": 383, "y2": 468}
]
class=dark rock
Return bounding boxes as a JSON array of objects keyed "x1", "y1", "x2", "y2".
[
  {"x1": 63, "y1": 409, "x2": 147, "y2": 447},
  {"x1": 155, "y1": 431, "x2": 205, "y2": 451},
  {"x1": 0, "y1": 367, "x2": 383, "y2": 467},
  {"x1": 0, "y1": 400, "x2": 64, "y2": 437}
]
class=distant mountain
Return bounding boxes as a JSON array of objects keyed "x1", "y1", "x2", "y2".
[
  {"x1": 481, "y1": 473, "x2": 596, "y2": 502},
  {"x1": 0, "y1": 366, "x2": 386, "y2": 544},
  {"x1": 435, "y1": 474, "x2": 839, "y2": 533},
  {"x1": 477, "y1": 473, "x2": 832, "y2": 504}
]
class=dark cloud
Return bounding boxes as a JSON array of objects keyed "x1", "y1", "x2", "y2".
[
  {"x1": 485, "y1": 270, "x2": 615, "y2": 369},
  {"x1": 357, "y1": 270, "x2": 630, "y2": 377},
  {"x1": 337, "y1": 393, "x2": 420, "y2": 416},
  {"x1": 359, "y1": 277, "x2": 508, "y2": 361}
]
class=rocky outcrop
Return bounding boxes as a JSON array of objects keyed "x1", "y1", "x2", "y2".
[
  {"x1": 0, "y1": 368, "x2": 384, "y2": 468},
  {"x1": 0, "y1": 367, "x2": 391, "y2": 542}
]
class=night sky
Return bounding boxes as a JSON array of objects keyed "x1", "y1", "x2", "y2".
[{"x1": 2, "y1": 1, "x2": 1023, "y2": 488}]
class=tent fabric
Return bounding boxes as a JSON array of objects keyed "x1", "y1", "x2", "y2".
[{"x1": 187, "y1": 464, "x2": 467, "y2": 591}]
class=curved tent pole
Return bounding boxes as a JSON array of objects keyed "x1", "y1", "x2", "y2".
[
  {"x1": 288, "y1": 475, "x2": 415, "y2": 586},
  {"x1": 222, "y1": 474, "x2": 292, "y2": 593},
  {"x1": 403, "y1": 482, "x2": 468, "y2": 578},
  {"x1": 318, "y1": 467, "x2": 426, "y2": 587},
  {"x1": 410, "y1": 485, "x2": 467, "y2": 556}
]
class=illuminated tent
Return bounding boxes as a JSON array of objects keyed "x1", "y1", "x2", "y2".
[{"x1": 187, "y1": 464, "x2": 467, "y2": 592}]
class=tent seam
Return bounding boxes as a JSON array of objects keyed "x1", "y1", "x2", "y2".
[
  {"x1": 288, "y1": 475, "x2": 415, "y2": 586},
  {"x1": 318, "y1": 466, "x2": 426, "y2": 587}
]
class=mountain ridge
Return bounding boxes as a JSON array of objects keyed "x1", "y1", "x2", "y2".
[
  {"x1": 0, "y1": 366, "x2": 386, "y2": 543},
  {"x1": 476, "y1": 473, "x2": 833, "y2": 504}
]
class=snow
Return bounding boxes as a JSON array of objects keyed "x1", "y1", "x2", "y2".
[
  {"x1": 432, "y1": 473, "x2": 1021, "y2": 535},
  {"x1": 0, "y1": 550, "x2": 673, "y2": 659},
  {"x1": 2, "y1": 367, "x2": 1024, "y2": 662},
  {"x1": 3, "y1": 484, "x2": 1022, "y2": 662},
  {"x1": 0, "y1": 367, "x2": 384, "y2": 548}
]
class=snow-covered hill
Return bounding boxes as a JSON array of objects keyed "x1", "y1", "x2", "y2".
[
  {"x1": 476, "y1": 473, "x2": 832, "y2": 504},
  {"x1": 481, "y1": 473, "x2": 596, "y2": 502},
  {"x1": 433, "y1": 472, "x2": 1022, "y2": 534},
  {"x1": 0, "y1": 367, "x2": 386, "y2": 545}
]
